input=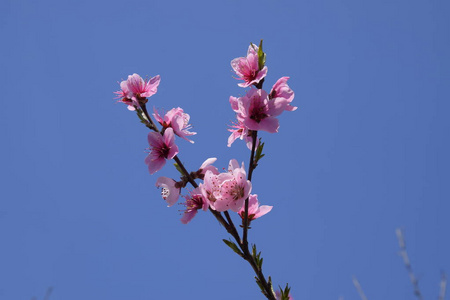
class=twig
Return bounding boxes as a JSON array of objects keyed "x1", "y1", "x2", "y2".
[
  {"x1": 352, "y1": 276, "x2": 368, "y2": 300},
  {"x1": 439, "y1": 272, "x2": 447, "y2": 300},
  {"x1": 43, "y1": 287, "x2": 53, "y2": 300},
  {"x1": 243, "y1": 130, "x2": 258, "y2": 247},
  {"x1": 396, "y1": 228, "x2": 423, "y2": 300}
]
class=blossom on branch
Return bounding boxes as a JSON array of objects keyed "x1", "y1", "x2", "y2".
[
  {"x1": 238, "y1": 194, "x2": 272, "y2": 221},
  {"x1": 153, "y1": 107, "x2": 196, "y2": 143},
  {"x1": 229, "y1": 83, "x2": 297, "y2": 136},
  {"x1": 114, "y1": 80, "x2": 138, "y2": 110},
  {"x1": 180, "y1": 188, "x2": 208, "y2": 224},
  {"x1": 127, "y1": 73, "x2": 160, "y2": 100},
  {"x1": 156, "y1": 177, "x2": 181, "y2": 207},
  {"x1": 232, "y1": 89, "x2": 280, "y2": 133},
  {"x1": 114, "y1": 73, "x2": 160, "y2": 110},
  {"x1": 227, "y1": 119, "x2": 257, "y2": 149},
  {"x1": 200, "y1": 159, "x2": 252, "y2": 212},
  {"x1": 231, "y1": 44, "x2": 267, "y2": 88},
  {"x1": 269, "y1": 77, "x2": 297, "y2": 112},
  {"x1": 145, "y1": 128, "x2": 179, "y2": 174}
]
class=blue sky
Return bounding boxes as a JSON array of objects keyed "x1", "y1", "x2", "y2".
[{"x1": 1, "y1": 0, "x2": 449, "y2": 299}]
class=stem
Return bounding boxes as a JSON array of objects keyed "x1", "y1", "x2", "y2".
[
  {"x1": 140, "y1": 105, "x2": 158, "y2": 132},
  {"x1": 243, "y1": 130, "x2": 258, "y2": 246},
  {"x1": 242, "y1": 247, "x2": 276, "y2": 300}
]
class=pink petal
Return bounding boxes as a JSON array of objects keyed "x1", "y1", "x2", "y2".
[
  {"x1": 155, "y1": 177, "x2": 180, "y2": 207},
  {"x1": 147, "y1": 132, "x2": 163, "y2": 148},
  {"x1": 147, "y1": 156, "x2": 166, "y2": 175},
  {"x1": 254, "y1": 205, "x2": 273, "y2": 219},
  {"x1": 180, "y1": 209, "x2": 198, "y2": 224}
]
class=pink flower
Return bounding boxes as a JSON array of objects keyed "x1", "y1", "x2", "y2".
[
  {"x1": 231, "y1": 44, "x2": 268, "y2": 88},
  {"x1": 145, "y1": 128, "x2": 179, "y2": 174},
  {"x1": 235, "y1": 89, "x2": 280, "y2": 133},
  {"x1": 180, "y1": 188, "x2": 208, "y2": 224},
  {"x1": 227, "y1": 119, "x2": 256, "y2": 149},
  {"x1": 200, "y1": 159, "x2": 252, "y2": 212},
  {"x1": 269, "y1": 77, "x2": 297, "y2": 112},
  {"x1": 231, "y1": 85, "x2": 297, "y2": 134},
  {"x1": 114, "y1": 80, "x2": 138, "y2": 111},
  {"x1": 228, "y1": 96, "x2": 259, "y2": 149},
  {"x1": 126, "y1": 73, "x2": 161, "y2": 99},
  {"x1": 238, "y1": 194, "x2": 272, "y2": 221},
  {"x1": 200, "y1": 171, "x2": 231, "y2": 211},
  {"x1": 155, "y1": 177, "x2": 181, "y2": 207},
  {"x1": 114, "y1": 73, "x2": 160, "y2": 110},
  {"x1": 153, "y1": 107, "x2": 196, "y2": 143}
]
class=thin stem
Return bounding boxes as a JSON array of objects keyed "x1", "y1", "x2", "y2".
[
  {"x1": 224, "y1": 211, "x2": 237, "y2": 233},
  {"x1": 439, "y1": 272, "x2": 447, "y2": 300},
  {"x1": 140, "y1": 105, "x2": 158, "y2": 132},
  {"x1": 173, "y1": 156, "x2": 198, "y2": 188},
  {"x1": 43, "y1": 287, "x2": 54, "y2": 300},
  {"x1": 352, "y1": 276, "x2": 368, "y2": 300},
  {"x1": 236, "y1": 130, "x2": 275, "y2": 300},
  {"x1": 243, "y1": 130, "x2": 258, "y2": 246},
  {"x1": 396, "y1": 228, "x2": 423, "y2": 300}
]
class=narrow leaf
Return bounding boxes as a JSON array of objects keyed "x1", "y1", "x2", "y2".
[
  {"x1": 222, "y1": 239, "x2": 244, "y2": 258},
  {"x1": 173, "y1": 163, "x2": 184, "y2": 176},
  {"x1": 257, "y1": 39, "x2": 266, "y2": 70},
  {"x1": 255, "y1": 277, "x2": 265, "y2": 293},
  {"x1": 255, "y1": 140, "x2": 265, "y2": 164}
]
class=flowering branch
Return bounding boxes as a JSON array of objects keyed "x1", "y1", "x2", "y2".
[{"x1": 115, "y1": 40, "x2": 296, "y2": 300}]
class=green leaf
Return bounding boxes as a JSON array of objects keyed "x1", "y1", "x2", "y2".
[
  {"x1": 278, "y1": 283, "x2": 291, "y2": 300},
  {"x1": 255, "y1": 277, "x2": 265, "y2": 294},
  {"x1": 222, "y1": 239, "x2": 244, "y2": 258},
  {"x1": 173, "y1": 163, "x2": 184, "y2": 176},
  {"x1": 257, "y1": 39, "x2": 266, "y2": 70},
  {"x1": 136, "y1": 108, "x2": 147, "y2": 123},
  {"x1": 255, "y1": 139, "x2": 265, "y2": 165}
]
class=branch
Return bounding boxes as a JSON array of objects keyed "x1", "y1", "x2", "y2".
[
  {"x1": 139, "y1": 99, "x2": 275, "y2": 300},
  {"x1": 243, "y1": 130, "x2": 258, "y2": 246},
  {"x1": 439, "y1": 272, "x2": 447, "y2": 300},
  {"x1": 352, "y1": 276, "x2": 368, "y2": 300},
  {"x1": 396, "y1": 228, "x2": 423, "y2": 300}
]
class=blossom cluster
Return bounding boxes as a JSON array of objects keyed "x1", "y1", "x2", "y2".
[
  {"x1": 228, "y1": 44, "x2": 297, "y2": 148},
  {"x1": 114, "y1": 42, "x2": 296, "y2": 225},
  {"x1": 115, "y1": 41, "x2": 296, "y2": 299},
  {"x1": 157, "y1": 158, "x2": 272, "y2": 224},
  {"x1": 115, "y1": 73, "x2": 272, "y2": 224}
]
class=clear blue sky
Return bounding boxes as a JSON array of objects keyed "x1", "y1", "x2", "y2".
[{"x1": 1, "y1": 0, "x2": 449, "y2": 299}]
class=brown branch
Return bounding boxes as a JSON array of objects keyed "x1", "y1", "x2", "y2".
[{"x1": 396, "y1": 228, "x2": 423, "y2": 300}]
